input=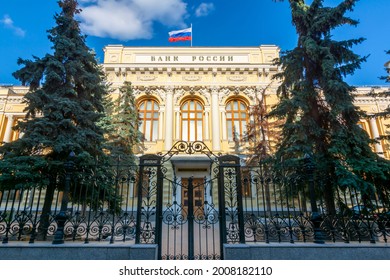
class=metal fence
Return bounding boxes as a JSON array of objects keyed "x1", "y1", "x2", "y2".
[
  {"x1": 240, "y1": 165, "x2": 390, "y2": 244},
  {"x1": 1, "y1": 155, "x2": 390, "y2": 258},
  {"x1": 0, "y1": 164, "x2": 139, "y2": 244}
]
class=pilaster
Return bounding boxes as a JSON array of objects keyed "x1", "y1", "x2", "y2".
[
  {"x1": 211, "y1": 87, "x2": 221, "y2": 151},
  {"x1": 3, "y1": 114, "x2": 14, "y2": 143},
  {"x1": 369, "y1": 117, "x2": 384, "y2": 157},
  {"x1": 164, "y1": 86, "x2": 174, "y2": 151}
]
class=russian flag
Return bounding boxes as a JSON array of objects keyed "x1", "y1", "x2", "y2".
[{"x1": 168, "y1": 27, "x2": 192, "y2": 42}]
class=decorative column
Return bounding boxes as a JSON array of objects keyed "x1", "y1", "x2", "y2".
[
  {"x1": 204, "y1": 107, "x2": 210, "y2": 140},
  {"x1": 211, "y1": 87, "x2": 221, "y2": 151},
  {"x1": 175, "y1": 108, "x2": 181, "y2": 141},
  {"x1": 369, "y1": 117, "x2": 384, "y2": 157},
  {"x1": 158, "y1": 106, "x2": 165, "y2": 140},
  {"x1": 220, "y1": 107, "x2": 227, "y2": 140},
  {"x1": 3, "y1": 114, "x2": 14, "y2": 142},
  {"x1": 165, "y1": 87, "x2": 174, "y2": 151}
]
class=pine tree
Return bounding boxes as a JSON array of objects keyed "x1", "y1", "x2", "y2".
[
  {"x1": 269, "y1": 0, "x2": 390, "y2": 214},
  {"x1": 0, "y1": 0, "x2": 112, "y2": 238}
]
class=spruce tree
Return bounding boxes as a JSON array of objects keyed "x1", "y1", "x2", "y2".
[
  {"x1": 372, "y1": 51, "x2": 390, "y2": 122},
  {"x1": 383, "y1": 50, "x2": 390, "y2": 85},
  {"x1": 0, "y1": 0, "x2": 111, "y2": 238},
  {"x1": 269, "y1": 0, "x2": 390, "y2": 214},
  {"x1": 100, "y1": 81, "x2": 141, "y2": 165},
  {"x1": 379, "y1": 51, "x2": 390, "y2": 136}
]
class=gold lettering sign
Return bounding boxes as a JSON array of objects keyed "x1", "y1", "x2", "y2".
[{"x1": 135, "y1": 55, "x2": 247, "y2": 64}]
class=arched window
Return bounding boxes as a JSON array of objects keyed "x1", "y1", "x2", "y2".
[
  {"x1": 181, "y1": 99, "x2": 203, "y2": 141},
  {"x1": 226, "y1": 99, "x2": 248, "y2": 141},
  {"x1": 138, "y1": 99, "x2": 159, "y2": 141}
]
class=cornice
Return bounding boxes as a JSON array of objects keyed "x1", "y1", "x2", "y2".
[
  {"x1": 0, "y1": 96, "x2": 24, "y2": 103},
  {"x1": 103, "y1": 64, "x2": 278, "y2": 73}
]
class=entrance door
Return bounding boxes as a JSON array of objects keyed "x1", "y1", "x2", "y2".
[{"x1": 181, "y1": 178, "x2": 205, "y2": 216}]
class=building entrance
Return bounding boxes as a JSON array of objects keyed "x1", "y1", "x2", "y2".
[
  {"x1": 135, "y1": 141, "x2": 245, "y2": 260},
  {"x1": 181, "y1": 177, "x2": 205, "y2": 217}
]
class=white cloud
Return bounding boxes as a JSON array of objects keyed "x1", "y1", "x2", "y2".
[
  {"x1": 78, "y1": 0, "x2": 187, "y2": 41},
  {"x1": 195, "y1": 3, "x2": 215, "y2": 17},
  {"x1": 0, "y1": 15, "x2": 26, "y2": 37}
]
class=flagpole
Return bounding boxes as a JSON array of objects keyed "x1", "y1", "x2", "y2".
[{"x1": 191, "y1": 23, "x2": 193, "y2": 47}]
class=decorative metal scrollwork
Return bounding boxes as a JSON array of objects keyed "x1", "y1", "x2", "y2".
[
  {"x1": 194, "y1": 201, "x2": 219, "y2": 228},
  {"x1": 159, "y1": 141, "x2": 221, "y2": 163},
  {"x1": 163, "y1": 201, "x2": 188, "y2": 229}
]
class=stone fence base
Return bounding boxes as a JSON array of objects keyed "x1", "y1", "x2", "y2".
[
  {"x1": 0, "y1": 243, "x2": 157, "y2": 260},
  {"x1": 224, "y1": 243, "x2": 390, "y2": 260},
  {"x1": 3, "y1": 243, "x2": 389, "y2": 260}
]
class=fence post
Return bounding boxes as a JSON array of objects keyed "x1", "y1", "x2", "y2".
[
  {"x1": 52, "y1": 151, "x2": 75, "y2": 244},
  {"x1": 187, "y1": 177, "x2": 194, "y2": 260},
  {"x1": 304, "y1": 153, "x2": 325, "y2": 244}
]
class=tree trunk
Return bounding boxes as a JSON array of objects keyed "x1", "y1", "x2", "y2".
[
  {"x1": 36, "y1": 176, "x2": 56, "y2": 241},
  {"x1": 323, "y1": 179, "x2": 336, "y2": 215}
]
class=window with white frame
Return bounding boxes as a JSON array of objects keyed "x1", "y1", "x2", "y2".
[
  {"x1": 226, "y1": 99, "x2": 249, "y2": 141},
  {"x1": 181, "y1": 99, "x2": 203, "y2": 141},
  {"x1": 138, "y1": 99, "x2": 159, "y2": 141}
]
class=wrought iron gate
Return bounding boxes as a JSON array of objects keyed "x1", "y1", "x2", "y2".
[
  {"x1": 3, "y1": 142, "x2": 389, "y2": 253},
  {"x1": 134, "y1": 141, "x2": 244, "y2": 260}
]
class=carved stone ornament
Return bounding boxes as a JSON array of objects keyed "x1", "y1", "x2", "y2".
[
  {"x1": 243, "y1": 87, "x2": 256, "y2": 102},
  {"x1": 218, "y1": 88, "x2": 230, "y2": 103},
  {"x1": 379, "y1": 104, "x2": 390, "y2": 111},
  {"x1": 258, "y1": 68, "x2": 270, "y2": 77},
  {"x1": 121, "y1": 68, "x2": 127, "y2": 77},
  {"x1": 165, "y1": 86, "x2": 174, "y2": 95},
  {"x1": 155, "y1": 88, "x2": 167, "y2": 100},
  {"x1": 198, "y1": 87, "x2": 211, "y2": 105},
  {"x1": 0, "y1": 97, "x2": 23, "y2": 104},
  {"x1": 109, "y1": 54, "x2": 118, "y2": 63},
  {"x1": 144, "y1": 87, "x2": 152, "y2": 95},
  {"x1": 227, "y1": 76, "x2": 246, "y2": 82},
  {"x1": 370, "y1": 106, "x2": 379, "y2": 113},
  {"x1": 183, "y1": 75, "x2": 202, "y2": 82},
  {"x1": 137, "y1": 76, "x2": 157, "y2": 81},
  {"x1": 211, "y1": 86, "x2": 220, "y2": 95},
  {"x1": 188, "y1": 86, "x2": 196, "y2": 94},
  {"x1": 132, "y1": 89, "x2": 142, "y2": 97},
  {"x1": 132, "y1": 86, "x2": 166, "y2": 100},
  {"x1": 232, "y1": 86, "x2": 241, "y2": 95},
  {"x1": 174, "y1": 88, "x2": 186, "y2": 103}
]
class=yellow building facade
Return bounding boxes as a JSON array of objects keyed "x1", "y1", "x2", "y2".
[
  {"x1": 1, "y1": 46, "x2": 390, "y2": 258},
  {"x1": 1, "y1": 45, "x2": 390, "y2": 159},
  {"x1": 103, "y1": 45, "x2": 281, "y2": 156}
]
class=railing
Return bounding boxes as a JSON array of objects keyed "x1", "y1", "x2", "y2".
[
  {"x1": 239, "y1": 165, "x2": 390, "y2": 244},
  {"x1": 0, "y1": 164, "x2": 139, "y2": 244},
  {"x1": 1, "y1": 162, "x2": 390, "y2": 245}
]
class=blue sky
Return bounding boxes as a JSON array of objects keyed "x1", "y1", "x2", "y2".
[{"x1": 1, "y1": 0, "x2": 389, "y2": 86}]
